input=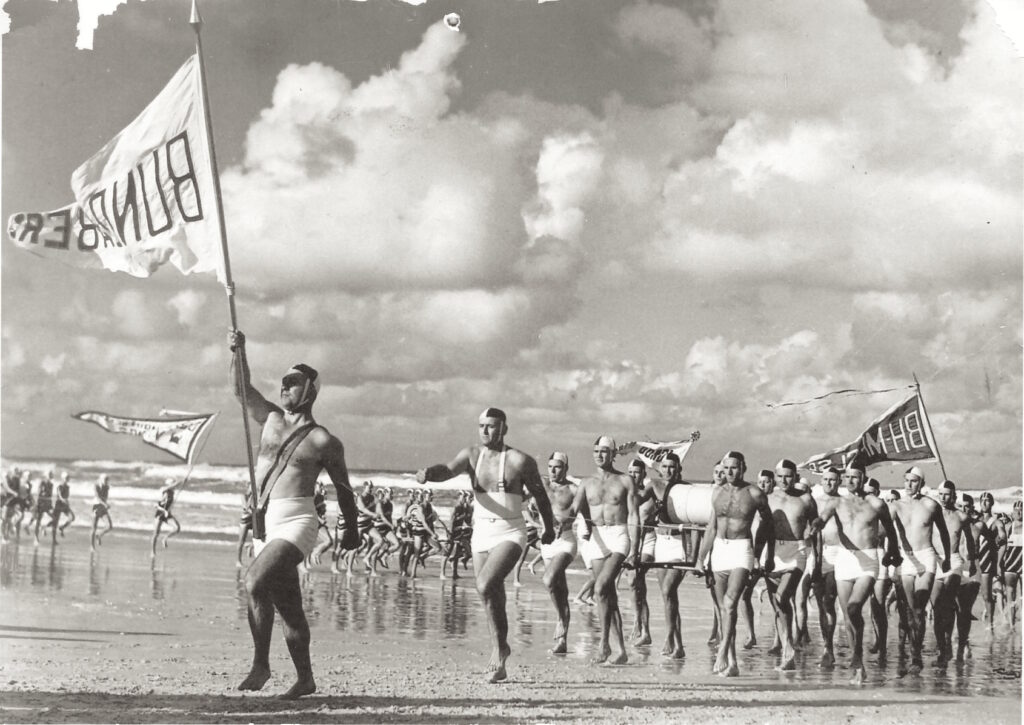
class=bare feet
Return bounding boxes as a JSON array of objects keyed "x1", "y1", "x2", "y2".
[
  {"x1": 819, "y1": 652, "x2": 835, "y2": 669},
  {"x1": 766, "y1": 643, "x2": 782, "y2": 655},
  {"x1": 712, "y1": 656, "x2": 728, "y2": 674},
  {"x1": 590, "y1": 645, "x2": 611, "y2": 665},
  {"x1": 278, "y1": 676, "x2": 316, "y2": 700},
  {"x1": 777, "y1": 654, "x2": 796, "y2": 672},
  {"x1": 633, "y1": 632, "x2": 651, "y2": 647},
  {"x1": 549, "y1": 636, "x2": 568, "y2": 655},
  {"x1": 606, "y1": 650, "x2": 628, "y2": 665},
  {"x1": 718, "y1": 664, "x2": 740, "y2": 677},
  {"x1": 486, "y1": 645, "x2": 511, "y2": 683},
  {"x1": 742, "y1": 636, "x2": 756, "y2": 650},
  {"x1": 237, "y1": 667, "x2": 272, "y2": 691},
  {"x1": 663, "y1": 645, "x2": 684, "y2": 660},
  {"x1": 850, "y1": 666, "x2": 866, "y2": 685}
]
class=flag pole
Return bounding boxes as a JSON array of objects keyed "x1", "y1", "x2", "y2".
[
  {"x1": 189, "y1": 0, "x2": 262, "y2": 536},
  {"x1": 913, "y1": 372, "x2": 948, "y2": 481}
]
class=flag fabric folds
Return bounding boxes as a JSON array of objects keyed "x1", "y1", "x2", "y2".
[
  {"x1": 72, "y1": 410, "x2": 218, "y2": 464},
  {"x1": 7, "y1": 55, "x2": 225, "y2": 282},
  {"x1": 799, "y1": 392, "x2": 939, "y2": 473},
  {"x1": 618, "y1": 434, "x2": 700, "y2": 472}
]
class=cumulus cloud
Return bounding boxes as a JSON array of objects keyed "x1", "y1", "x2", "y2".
[{"x1": 167, "y1": 290, "x2": 209, "y2": 328}]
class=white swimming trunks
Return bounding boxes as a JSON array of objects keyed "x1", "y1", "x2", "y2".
[
  {"x1": 936, "y1": 552, "x2": 965, "y2": 581},
  {"x1": 541, "y1": 528, "x2": 578, "y2": 562},
  {"x1": 583, "y1": 524, "x2": 630, "y2": 561},
  {"x1": 710, "y1": 537, "x2": 755, "y2": 572},
  {"x1": 899, "y1": 546, "x2": 938, "y2": 577},
  {"x1": 254, "y1": 497, "x2": 319, "y2": 558},
  {"x1": 835, "y1": 546, "x2": 879, "y2": 582},
  {"x1": 821, "y1": 544, "x2": 840, "y2": 574},
  {"x1": 771, "y1": 539, "x2": 808, "y2": 575},
  {"x1": 640, "y1": 528, "x2": 657, "y2": 559},
  {"x1": 654, "y1": 530, "x2": 684, "y2": 563},
  {"x1": 470, "y1": 447, "x2": 527, "y2": 554}
]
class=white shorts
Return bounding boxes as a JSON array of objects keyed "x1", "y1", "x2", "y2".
[
  {"x1": 937, "y1": 553, "x2": 965, "y2": 581},
  {"x1": 654, "y1": 532, "x2": 684, "y2": 563},
  {"x1": 583, "y1": 524, "x2": 630, "y2": 561},
  {"x1": 710, "y1": 537, "x2": 755, "y2": 572},
  {"x1": 541, "y1": 529, "x2": 578, "y2": 562},
  {"x1": 821, "y1": 544, "x2": 840, "y2": 574},
  {"x1": 472, "y1": 516, "x2": 527, "y2": 554},
  {"x1": 899, "y1": 546, "x2": 937, "y2": 577},
  {"x1": 254, "y1": 497, "x2": 319, "y2": 559},
  {"x1": 772, "y1": 539, "x2": 808, "y2": 575},
  {"x1": 835, "y1": 547, "x2": 879, "y2": 582},
  {"x1": 640, "y1": 529, "x2": 657, "y2": 558}
]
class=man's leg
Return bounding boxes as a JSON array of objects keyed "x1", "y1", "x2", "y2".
[
  {"x1": 542, "y1": 552, "x2": 573, "y2": 654},
  {"x1": 592, "y1": 553, "x2": 628, "y2": 664},
  {"x1": 714, "y1": 567, "x2": 750, "y2": 676},
  {"x1": 151, "y1": 519, "x2": 163, "y2": 557},
  {"x1": 473, "y1": 542, "x2": 522, "y2": 682},
  {"x1": 837, "y1": 576, "x2": 875, "y2": 684},
  {"x1": 631, "y1": 556, "x2": 653, "y2": 645},
  {"x1": 931, "y1": 575, "x2": 960, "y2": 665},
  {"x1": 513, "y1": 537, "x2": 532, "y2": 586},
  {"x1": 980, "y1": 573, "x2": 995, "y2": 629},
  {"x1": 769, "y1": 570, "x2": 801, "y2": 670},
  {"x1": 59, "y1": 507, "x2": 75, "y2": 534},
  {"x1": 162, "y1": 516, "x2": 181, "y2": 547},
  {"x1": 658, "y1": 568, "x2": 684, "y2": 658},
  {"x1": 869, "y1": 577, "x2": 891, "y2": 658},
  {"x1": 956, "y1": 579, "x2": 980, "y2": 660},
  {"x1": 740, "y1": 571, "x2": 759, "y2": 649},
  {"x1": 815, "y1": 574, "x2": 838, "y2": 668},
  {"x1": 240, "y1": 540, "x2": 314, "y2": 698}
]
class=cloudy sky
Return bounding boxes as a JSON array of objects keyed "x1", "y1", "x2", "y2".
[{"x1": 2, "y1": 0, "x2": 1021, "y2": 488}]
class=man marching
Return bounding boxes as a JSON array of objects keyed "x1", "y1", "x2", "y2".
[{"x1": 229, "y1": 330, "x2": 360, "y2": 700}]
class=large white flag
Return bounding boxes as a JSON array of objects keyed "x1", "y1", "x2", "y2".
[
  {"x1": 7, "y1": 56, "x2": 225, "y2": 282},
  {"x1": 72, "y1": 410, "x2": 218, "y2": 464}
]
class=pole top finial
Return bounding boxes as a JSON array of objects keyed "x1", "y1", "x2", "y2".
[{"x1": 190, "y1": 0, "x2": 203, "y2": 27}]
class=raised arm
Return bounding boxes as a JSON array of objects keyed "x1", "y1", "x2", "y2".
[
  {"x1": 227, "y1": 329, "x2": 278, "y2": 426},
  {"x1": 416, "y1": 447, "x2": 472, "y2": 486},
  {"x1": 322, "y1": 433, "x2": 359, "y2": 549},
  {"x1": 522, "y1": 458, "x2": 555, "y2": 544}
]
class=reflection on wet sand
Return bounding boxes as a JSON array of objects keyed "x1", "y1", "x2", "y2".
[{"x1": 1, "y1": 533, "x2": 1020, "y2": 701}]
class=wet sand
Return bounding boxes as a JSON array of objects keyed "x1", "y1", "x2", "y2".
[{"x1": 1, "y1": 532, "x2": 1020, "y2": 723}]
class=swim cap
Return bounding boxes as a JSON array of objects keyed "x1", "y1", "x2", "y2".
[
  {"x1": 663, "y1": 452, "x2": 681, "y2": 465},
  {"x1": 164, "y1": 477, "x2": 176, "y2": 486},
  {"x1": 479, "y1": 407, "x2": 507, "y2": 423},
  {"x1": 549, "y1": 451, "x2": 569, "y2": 466},
  {"x1": 629, "y1": 458, "x2": 646, "y2": 470},
  {"x1": 907, "y1": 466, "x2": 925, "y2": 482},
  {"x1": 889, "y1": 490, "x2": 902, "y2": 500},
  {"x1": 980, "y1": 492, "x2": 995, "y2": 503},
  {"x1": 287, "y1": 364, "x2": 321, "y2": 407},
  {"x1": 594, "y1": 435, "x2": 617, "y2": 451},
  {"x1": 865, "y1": 477, "x2": 880, "y2": 492},
  {"x1": 938, "y1": 480, "x2": 956, "y2": 493},
  {"x1": 721, "y1": 450, "x2": 745, "y2": 465},
  {"x1": 844, "y1": 462, "x2": 866, "y2": 475},
  {"x1": 961, "y1": 493, "x2": 974, "y2": 506},
  {"x1": 758, "y1": 469, "x2": 774, "y2": 480},
  {"x1": 823, "y1": 466, "x2": 842, "y2": 476},
  {"x1": 775, "y1": 459, "x2": 797, "y2": 473}
]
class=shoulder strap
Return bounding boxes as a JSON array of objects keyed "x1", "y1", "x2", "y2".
[{"x1": 257, "y1": 423, "x2": 318, "y2": 510}]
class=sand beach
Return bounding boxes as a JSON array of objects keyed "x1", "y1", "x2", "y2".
[{"x1": 1, "y1": 528, "x2": 1020, "y2": 724}]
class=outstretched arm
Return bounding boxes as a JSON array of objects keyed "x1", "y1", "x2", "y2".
[
  {"x1": 227, "y1": 330, "x2": 278, "y2": 425},
  {"x1": 416, "y1": 448, "x2": 472, "y2": 486},
  {"x1": 963, "y1": 514, "x2": 977, "y2": 576}
]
